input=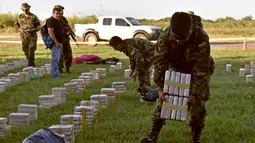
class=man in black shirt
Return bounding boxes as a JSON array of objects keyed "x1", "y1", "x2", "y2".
[{"x1": 47, "y1": 6, "x2": 64, "y2": 78}]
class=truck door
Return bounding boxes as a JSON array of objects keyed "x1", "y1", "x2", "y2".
[
  {"x1": 98, "y1": 18, "x2": 115, "y2": 40},
  {"x1": 114, "y1": 18, "x2": 133, "y2": 39}
]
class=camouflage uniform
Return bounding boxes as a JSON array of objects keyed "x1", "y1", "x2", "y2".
[
  {"x1": 14, "y1": 3, "x2": 41, "y2": 67},
  {"x1": 123, "y1": 38, "x2": 155, "y2": 88},
  {"x1": 59, "y1": 16, "x2": 73, "y2": 73},
  {"x1": 141, "y1": 14, "x2": 215, "y2": 143}
]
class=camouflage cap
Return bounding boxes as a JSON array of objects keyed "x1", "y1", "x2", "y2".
[
  {"x1": 54, "y1": 5, "x2": 64, "y2": 10},
  {"x1": 187, "y1": 11, "x2": 194, "y2": 15},
  {"x1": 21, "y1": 3, "x2": 31, "y2": 11}
]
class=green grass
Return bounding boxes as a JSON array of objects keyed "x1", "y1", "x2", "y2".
[{"x1": 0, "y1": 45, "x2": 255, "y2": 143}]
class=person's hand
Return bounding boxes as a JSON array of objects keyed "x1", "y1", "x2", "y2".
[
  {"x1": 19, "y1": 28, "x2": 24, "y2": 33},
  {"x1": 56, "y1": 42, "x2": 63, "y2": 48},
  {"x1": 187, "y1": 95, "x2": 196, "y2": 111},
  {"x1": 129, "y1": 69, "x2": 133, "y2": 77},
  {"x1": 158, "y1": 90, "x2": 165, "y2": 104}
]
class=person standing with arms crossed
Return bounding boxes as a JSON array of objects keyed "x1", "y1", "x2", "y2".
[{"x1": 14, "y1": 3, "x2": 41, "y2": 67}]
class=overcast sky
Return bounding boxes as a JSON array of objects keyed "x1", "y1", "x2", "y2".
[{"x1": 0, "y1": 0, "x2": 254, "y2": 20}]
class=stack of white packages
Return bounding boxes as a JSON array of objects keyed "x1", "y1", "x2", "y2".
[
  {"x1": 49, "y1": 125, "x2": 74, "y2": 143},
  {"x1": 96, "y1": 68, "x2": 107, "y2": 76},
  {"x1": 0, "y1": 65, "x2": 8, "y2": 73},
  {"x1": 70, "y1": 79, "x2": 85, "y2": 91},
  {"x1": 9, "y1": 113, "x2": 30, "y2": 126},
  {"x1": 81, "y1": 72, "x2": 94, "y2": 81},
  {"x1": 22, "y1": 67, "x2": 34, "y2": 77},
  {"x1": 13, "y1": 60, "x2": 22, "y2": 68},
  {"x1": 1, "y1": 77, "x2": 13, "y2": 87},
  {"x1": 160, "y1": 70, "x2": 191, "y2": 121},
  {"x1": 101, "y1": 88, "x2": 116, "y2": 102},
  {"x1": 90, "y1": 94, "x2": 107, "y2": 108},
  {"x1": 116, "y1": 62, "x2": 122, "y2": 70},
  {"x1": 52, "y1": 87, "x2": 67, "y2": 104},
  {"x1": 0, "y1": 118, "x2": 11, "y2": 137},
  {"x1": 61, "y1": 114, "x2": 83, "y2": 135},
  {"x1": 80, "y1": 100, "x2": 99, "y2": 115},
  {"x1": 18, "y1": 104, "x2": 38, "y2": 121},
  {"x1": 124, "y1": 69, "x2": 131, "y2": 78},
  {"x1": 78, "y1": 75, "x2": 92, "y2": 86},
  {"x1": 8, "y1": 73, "x2": 18, "y2": 85},
  {"x1": 41, "y1": 65, "x2": 51, "y2": 75},
  {"x1": 109, "y1": 65, "x2": 116, "y2": 73},
  {"x1": 0, "y1": 66, "x2": 4, "y2": 74},
  {"x1": 74, "y1": 106, "x2": 94, "y2": 125},
  {"x1": 18, "y1": 72, "x2": 30, "y2": 82},
  {"x1": 33, "y1": 67, "x2": 43, "y2": 76},
  {"x1": 38, "y1": 95, "x2": 58, "y2": 108},
  {"x1": 112, "y1": 82, "x2": 126, "y2": 94},
  {"x1": 6, "y1": 62, "x2": 15, "y2": 70},
  {"x1": 64, "y1": 82, "x2": 79, "y2": 94},
  {"x1": 0, "y1": 79, "x2": 11, "y2": 88},
  {"x1": 0, "y1": 82, "x2": 6, "y2": 92},
  {"x1": 20, "y1": 59, "x2": 28, "y2": 67},
  {"x1": 90, "y1": 71, "x2": 101, "y2": 80},
  {"x1": 13, "y1": 73, "x2": 22, "y2": 84}
]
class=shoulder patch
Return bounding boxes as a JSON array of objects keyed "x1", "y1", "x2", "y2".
[{"x1": 198, "y1": 42, "x2": 207, "y2": 48}]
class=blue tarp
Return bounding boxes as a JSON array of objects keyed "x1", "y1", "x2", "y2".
[{"x1": 22, "y1": 128, "x2": 65, "y2": 143}]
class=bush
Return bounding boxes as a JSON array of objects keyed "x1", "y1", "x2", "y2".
[{"x1": 1, "y1": 13, "x2": 255, "y2": 36}]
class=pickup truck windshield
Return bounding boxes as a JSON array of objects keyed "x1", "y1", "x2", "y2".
[{"x1": 126, "y1": 17, "x2": 142, "y2": 26}]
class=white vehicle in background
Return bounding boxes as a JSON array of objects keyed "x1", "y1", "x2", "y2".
[{"x1": 74, "y1": 16, "x2": 163, "y2": 43}]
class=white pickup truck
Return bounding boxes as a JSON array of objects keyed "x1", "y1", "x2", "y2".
[{"x1": 74, "y1": 16, "x2": 163, "y2": 42}]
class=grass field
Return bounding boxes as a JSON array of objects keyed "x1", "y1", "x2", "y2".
[{"x1": 0, "y1": 44, "x2": 255, "y2": 143}]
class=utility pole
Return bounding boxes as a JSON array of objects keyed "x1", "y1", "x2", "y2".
[{"x1": 100, "y1": 4, "x2": 103, "y2": 16}]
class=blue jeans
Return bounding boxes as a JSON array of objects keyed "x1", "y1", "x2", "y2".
[{"x1": 51, "y1": 45, "x2": 61, "y2": 78}]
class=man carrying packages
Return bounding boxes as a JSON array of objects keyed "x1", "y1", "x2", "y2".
[{"x1": 141, "y1": 12, "x2": 215, "y2": 143}]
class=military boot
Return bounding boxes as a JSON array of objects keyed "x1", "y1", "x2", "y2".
[
  {"x1": 66, "y1": 66, "x2": 71, "y2": 74},
  {"x1": 59, "y1": 67, "x2": 63, "y2": 73},
  {"x1": 141, "y1": 121, "x2": 164, "y2": 143},
  {"x1": 190, "y1": 118, "x2": 204, "y2": 143}
]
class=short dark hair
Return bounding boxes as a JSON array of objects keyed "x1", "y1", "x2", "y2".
[
  {"x1": 109, "y1": 36, "x2": 122, "y2": 46},
  {"x1": 52, "y1": 8, "x2": 62, "y2": 13}
]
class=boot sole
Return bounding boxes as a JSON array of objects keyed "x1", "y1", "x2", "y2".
[{"x1": 141, "y1": 137, "x2": 154, "y2": 143}]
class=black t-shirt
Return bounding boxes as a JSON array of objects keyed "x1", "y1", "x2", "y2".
[{"x1": 47, "y1": 16, "x2": 64, "y2": 43}]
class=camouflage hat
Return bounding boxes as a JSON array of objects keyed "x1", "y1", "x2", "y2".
[
  {"x1": 187, "y1": 11, "x2": 194, "y2": 15},
  {"x1": 54, "y1": 5, "x2": 64, "y2": 10},
  {"x1": 21, "y1": 3, "x2": 31, "y2": 11}
]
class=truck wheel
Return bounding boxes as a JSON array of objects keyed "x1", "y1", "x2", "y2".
[
  {"x1": 84, "y1": 33, "x2": 98, "y2": 47},
  {"x1": 134, "y1": 33, "x2": 148, "y2": 40}
]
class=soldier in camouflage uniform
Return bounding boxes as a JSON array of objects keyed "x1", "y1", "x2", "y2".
[
  {"x1": 53, "y1": 5, "x2": 73, "y2": 73},
  {"x1": 14, "y1": 3, "x2": 41, "y2": 67},
  {"x1": 109, "y1": 36, "x2": 155, "y2": 94},
  {"x1": 141, "y1": 12, "x2": 215, "y2": 143}
]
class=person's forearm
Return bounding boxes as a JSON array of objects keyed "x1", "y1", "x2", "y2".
[{"x1": 48, "y1": 30, "x2": 58, "y2": 44}]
